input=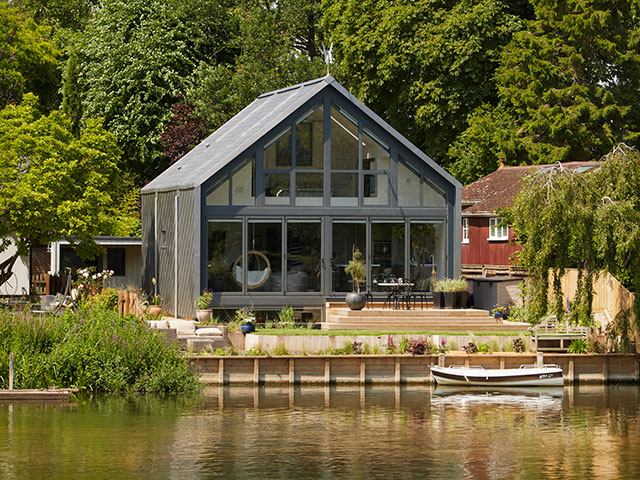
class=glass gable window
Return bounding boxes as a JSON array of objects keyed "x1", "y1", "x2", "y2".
[
  {"x1": 409, "y1": 221, "x2": 445, "y2": 290},
  {"x1": 330, "y1": 106, "x2": 358, "y2": 170},
  {"x1": 363, "y1": 129, "x2": 390, "y2": 171},
  {"x1": 331, "y1": 173, "x2": 358, "y2": 207},
  {"x1": 364, "y1": 173, "x2": 389, "y2": 205},
  {"x1": 206, "y1": 177, "x2": 230, "y2": 206},
  {"x1": 265, "y1": 128, "x2": 292, "y2": 205},
  {"x1": 296, "y1": 106, "x2": 324, "y2": 170},
  {"x1": 398, "y1": 156, "x2": 446, "y2": 207},
  {"x1": 287, "y1": 220, "x2": 321, "y2": 292},
  {"x1": 264, "y1": 128, "x2": 292, "y2": 169},
  {"x1": 265, "y1": 173, "x2": 290, "y2": 205},
  {"x1": 207, "y1": 220, "x2": 242, "y2": 292},
  {"x1": 296, "y1": 172, "x2": 323, "y2": 206},
  {"x1": 232, "y1": 156, "x2": 255, "y2": 206}
]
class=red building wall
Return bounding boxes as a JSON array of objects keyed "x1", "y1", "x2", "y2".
[{"x1": 461, "y1": 217, "x2": 521, "y2": 266}]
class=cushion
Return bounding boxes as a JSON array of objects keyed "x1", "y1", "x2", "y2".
[
  {"x1": 195, "y1": 327, "x2": 223, "y2": 336},
  {"x1": 147, "y1": 320, "x2": 169, "y2": 329},
  {"x1": 168, "y1": 319, "x2": 196, "y2": 336}
]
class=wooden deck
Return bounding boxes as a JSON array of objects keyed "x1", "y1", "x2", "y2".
[
  {"x1": 0, "y1": 388, "x2": 78, "y2": 402},
  {"x1": 325, "y1": 303, "x2": 531, "y2": 332}
]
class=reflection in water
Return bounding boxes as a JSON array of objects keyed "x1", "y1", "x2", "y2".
[{"x1": 0, "y1": 386, "x2": 639, "y2": 479}]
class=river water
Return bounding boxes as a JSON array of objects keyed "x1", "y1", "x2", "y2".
[{"x1": 1, "y1": 385, "x2": 639, "y2": 479}]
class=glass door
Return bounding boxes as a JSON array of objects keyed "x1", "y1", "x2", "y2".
[
  {"x1": 247, "y1": 219, "x2": 282, "y2": 292},
  {"x1": 409, "y1": 220, "x2": 445, "y2": 290},
  {"x1": 287, "y1": 219, "x2": 322, "y2": 293},
  {"x1": 371, "y1": 221, "x2": 405, "y2": 292},
  {"x1": 331, "y1": 220, "x2": 366, "y2": 293}
]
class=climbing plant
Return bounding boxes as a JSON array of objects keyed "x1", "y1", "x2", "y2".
[{"x1": 506, "y1": 144, "x2": 640, "y2": 330}]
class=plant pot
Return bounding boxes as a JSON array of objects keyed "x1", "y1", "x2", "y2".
[
  {"x1": 443, "y1": 291, "x2": 455, "y2": 309},
  {"x1": 195, "y1": 309, "x2": 212, "y2": 322},
  {"x1": 241, "y1": 323, "x2": 255, "y2": 334},
  {"x1": 432, "y1": 292, "x2": 443, "y2": 309},
  {"x1": 147, "y1": 305, "x2": 162, "y2": 316},
  {"x1": 494, "y1": 311, "x2": 503, "y2": 319},
  {"x1": 456, "y1": 292, "x2": 468, "y2": 309},
  {"x1": 345, "y1": 292, "x2": 367, "y2": 310}
]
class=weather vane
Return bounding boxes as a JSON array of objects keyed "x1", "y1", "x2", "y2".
[{"x1": 321, "y1": 42, "x2": 333, "y2": 76}]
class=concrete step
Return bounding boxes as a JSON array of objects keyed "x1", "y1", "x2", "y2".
[
  {"x1": 322, "y1": 322, "x2": 530, "y2": 331},
  {"x1": 327, "y1": 318, "x2": 505, "y2": 326},
  {"x1": 326, "y1": 308, "x2": 491, "y2": 318}
]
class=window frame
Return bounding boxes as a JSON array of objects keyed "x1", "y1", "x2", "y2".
[
  {"x1": 488, "y1": 217, "x2": 508, "y2": 241},
  {"x1": 462, "y1": 217, "x2": 469, "y2": 244}
]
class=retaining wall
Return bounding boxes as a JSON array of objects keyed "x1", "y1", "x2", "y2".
[{"x1": 193, "y1": 353, "x2": 640, "y2": 385}]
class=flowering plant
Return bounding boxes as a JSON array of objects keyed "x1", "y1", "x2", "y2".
[{"x1": 76, "y1": 267, "x2": 113, "y2": 298}]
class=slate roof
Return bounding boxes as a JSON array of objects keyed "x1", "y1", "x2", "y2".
[
  {"x1": 462, "y1": 162, "x2": 601, "y2": 215},
  {"x1": 142, "y1": 76, "x2": 460, "y2": 193}
]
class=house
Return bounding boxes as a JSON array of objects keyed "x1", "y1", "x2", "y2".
[
  {"x1": 141, "y1": 76, "x2": 462, "y2": 318},
  {"x1": 50, "y1": 237, "x2": 142, "y2": 290},
  {"x1": 461, "y1": 161, "x2": 600, "y2": 276}
]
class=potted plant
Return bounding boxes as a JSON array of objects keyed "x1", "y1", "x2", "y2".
[
  {"x1": 194, "y1": 290, "x2": 214, "y2": 322},
  {"x1": 452, "y1": 278, "x2": 469, "y2": 309},
  {"x1": 432, "y1": 278, "x2": 446, "y2": 309},
  {"x1": 147, "y1": 294, "x2": 162, "y2": 316},
  {"x1": 236, "y1": 308, "x2": 256, "y2": 334},
  {"x1": 491, "y1": 305, "x2": 506, "y2": 319},
  {"x1": 344, "y1": 248, "x2": 366, "y2": 310}
]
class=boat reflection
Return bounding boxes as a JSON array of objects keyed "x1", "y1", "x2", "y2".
[{"x1": 431, "y1": 385, "x2": 564, "y2": 410}]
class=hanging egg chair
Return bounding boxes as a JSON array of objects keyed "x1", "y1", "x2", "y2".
[{"x1": 232, "y1": 250, "x2": 272, "y2": 289}]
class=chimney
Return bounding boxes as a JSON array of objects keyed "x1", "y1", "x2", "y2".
[{"x1": 499, "y1": 157, "x2": 505, "y2": 169}]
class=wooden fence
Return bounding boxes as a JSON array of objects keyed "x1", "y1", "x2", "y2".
[{"x1": 117, "y1": 290, "x2": 144, "y2": 317}]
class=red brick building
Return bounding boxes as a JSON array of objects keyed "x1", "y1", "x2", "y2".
[{"x1": 461, "y1": 162, "x2": 600, "y2": 275}]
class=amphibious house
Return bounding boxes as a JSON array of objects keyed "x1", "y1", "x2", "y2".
[{"x1": 141, "y1": 76, "x2": 461, "y2": 317}]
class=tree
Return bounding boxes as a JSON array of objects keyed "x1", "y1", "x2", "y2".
[
  {"x1": 322, "y1": 0, "x2": 525, "y2": 164},
  {"x1": 186, "y1": 0, "x2": 326, "y2": 133},
  {"x1": 450, "y1": 0, "x2": 640, "y2": 184},
  {"x1": 75, "y1": 0, "x2": 237, "y2": 182},
  {"x1": 0, "y1": 94, "x2": 121, "y2": 285},
  {"x1": 11, "y1": 0, "x2": 101, "y2": 31},
  {"x1": 0, "y1": 2, "x2": 60, "y2": 110},
  {"x1": 506, "y1": 145, "x2": 640, "y2": 336}
]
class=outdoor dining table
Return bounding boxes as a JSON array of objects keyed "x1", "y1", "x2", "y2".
[{"x1": 377, "y1": 281, "x2": 414, "y2": 310}]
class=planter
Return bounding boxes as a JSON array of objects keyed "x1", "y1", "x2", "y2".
[
  {"x1": 195, "y1": 308, "x2": 212, "y2": 322},
  {"x1": 443, "y1": 291, "x2": 455, "y2": 309},
  {"x1": 147, "y1": 305, "x2": 162, "y2": 316},
  {"x1": 241, "y1": 323, "x2": 256, "y2": 334},
  {"x1": 345, "y1": 292, "x2": 367, "y2": 310},
  {"x1": 432, "y1": 292, "x2": 443, "y2": 309},
  {"x1": 456, "y1": 291, "x2": 468, "y2": 309},
  {"x1": 494, "y1": 311, "x2": 503, "y2": 319}
]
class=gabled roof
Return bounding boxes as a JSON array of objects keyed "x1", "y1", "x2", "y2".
[
  {"x1": 142, "y1": 76, "x2": 460, "y2": 193},
  {"x1": 462, "y1": 162, "x2": 600, "y2": 215}
]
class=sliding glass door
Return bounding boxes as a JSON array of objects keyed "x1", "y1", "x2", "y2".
[{"x1": 331, "y1": 220, "x2": 366, "y2": 293}]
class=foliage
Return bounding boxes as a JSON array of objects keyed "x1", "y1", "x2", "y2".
[
  {"x1": 103, "y1": 188, "x2": 142, "y2": 237},
  {"x1": 75, "y1": 0, "x2": 238, "y2": 182},
  {"x1": 450, "y1": 0, "x2": 640, "y2": 183},
  {"x1": 0, "y1": 3, "x2": 61, "y2": 110},
  {"x1": 507, "y1": 145, "x2": 640, "y2": 326},
  {"x1": 567, "y1": 339, "x2": 588, "y2": 354},
  {"x1": 12, "y1": 0, "x2": 101, "y2": 30},
  {"x1": 344, "y1": 248, "x2": 365, "y2": 293},
  {"x1": 462, "y1": 342, "x2": 478, "y2": 354},
  {"x1": 271, "y1": 343, "x2": 290, "y2": 356},
  {"x1": 437, "y1": 337, "x2": 449, "y2": 354},
  {"x1": 234, "y1": 307, "x2": 255, "y2": 324},
  {"x1": 407, "y1": 336, "x2": 435, "y2": 355},
  {"x1": 84, "y1": 287, "x2": 119, "y2": 311},
  {"x1": 351, "y1": 341, "x2": 363, "y2": 355},
  {"x1": 491, "y1": 305, "x2": 506, "y2": 316},
  {"x1": 323, "y1": 0, "x2": 525, "y2": 165},
  {"x1": 194, "y1": 290, "x2": 213, "y2": 310},
  {"x1": 186, "y1": 0, "x2": 325, "y2": 133},
  {"x1": 512, "y1": 337, "x2": 525, "y2": 353},
  {"x1": 399, "y1": 337, "x2": 409, "y2": 354},
  {"x1": 0, "y1": 306, "x2": 200, "y2": 392},
  {"x1": 606, "y1": 308, "x2": 634, "y2": 353},
  {"x1": 277, "y1": 306, "x2": 295, "y2": 324},
  {"x1": 433, "y1": 278, "x2": 467, "y2": 292},
  {"x1": 160, "y1": 102, "x2": 207, "y2": 166},
  {"x1": 477, "y1": 342, "x2": 492, "y2": 353},
  {"x1": 0, "y1": 94, "x2": 121, "y2": 271},
  {"x1": 75, "y1": 267, "x2": 113, "y2": 299}
]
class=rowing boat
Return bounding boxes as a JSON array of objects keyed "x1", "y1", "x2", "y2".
[{"x1": 430, "y1": 364, "x2": 564, "y2": 387}]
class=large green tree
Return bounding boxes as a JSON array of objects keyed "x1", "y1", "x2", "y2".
[
  {"x1": 450, "y1": 0, "x2": 640, "y2": 184},
  {"x1": 0, "y1": 94, "x2": 121, "y2": 284},
  {"x1": 75, "y1": 0, "x2": 237, "y2": 182},
  {"x1": 0, "y1": 2, "x2": 60, "y2": 111},
  {"x1": 322, "y1": 0, "x2": 525, "y2": 163}
]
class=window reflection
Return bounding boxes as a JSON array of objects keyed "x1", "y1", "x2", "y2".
[
  {"x1": 207, "y1": 220, "x2": 242, "y2": 292},
  {"x1": 287, "y1": 220, "x2": 321, "y2": 292},
  {"x1": 330, "y1": 107, "x2": 358, "y2": 170}
]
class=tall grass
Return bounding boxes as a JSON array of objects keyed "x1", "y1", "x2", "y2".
[{"x1": 0, "y1": 305, "x2": 200, "y2": 393}]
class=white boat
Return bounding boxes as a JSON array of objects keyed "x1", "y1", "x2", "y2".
[{"x1": 430, "y1": 364, "x2": 564, "y2": 387}]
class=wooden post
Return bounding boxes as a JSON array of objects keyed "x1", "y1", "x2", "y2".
[
  {"x1": 253, "y1": 358, "x2": 260, "y2": 384},
  {"x1": 289, "y1": 358, "x2": 295, "y2": 384},
  {"x1": 603, "y1": 355, "x2": 609, "y2": 384},
  {"x1": 464, "y1": 356, "x2": 470, "y2": 368},
  {"x1": 218, "y1": 358, "x2": 224, "y2": 384},
  {"x1": 359, "y1": 358, "x2": 366, "y2": 384},
  {"x1": 438, "y1": 353, "x2": 445, "y2": 367},
  {"x1": 9, "y1": 352, "x2": 14, "y2": 390},
  {"x1": 568, "y1": 357, "x2": 575, "y2": 383},
  {"x1": 537, "y1": 352, "x2": 544, "y2": 366},
  {"x1": 395, "y1": 357, "x2": 401, "y2": 384},
  {"x1": 500, "y1": 356, "x2": 505, "y2": 369},
  {"x1": 324, "y1": 358, "x2": 330, "y2": 384}
]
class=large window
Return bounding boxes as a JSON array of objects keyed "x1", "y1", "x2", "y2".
[
  {"x1": 295, "y1": 105, "x2": 324, "y2": 206},
  {"x1": 332, "y1": 221, "x2": 366, "y2": 293},
  {"x1": 206, "y1": 155, "x2": 255, "y2": 206},
  {"x1": 371, "y1": 221, "x2": 405, "y2": 291},
  {"x1": 247, "y1": 219, "x2": 282, "y2": 292},
  {"x1": 398, "y1": 156, "x2": 446, "y2": 207},
  {"x1": 207, "y1": 220, "x2": 242, "y2": 292},
  {"x1": 265, "y1": 129, "x2": 292, "y2": 205},
  {"x1": 409, "y1": 221, "x2": 445, "y2": 290},
  {"x1": 287, "y1": 220, "x2": 321, "y2": 292}
]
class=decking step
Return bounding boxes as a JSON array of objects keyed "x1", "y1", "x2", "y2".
[{"x1": 322, "y1": 322, "x2": 529, "y2": 331}]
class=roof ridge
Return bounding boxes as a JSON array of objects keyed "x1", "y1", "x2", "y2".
[{"x1": 258, "y1": 76, "x2": 331, "y2": 99}]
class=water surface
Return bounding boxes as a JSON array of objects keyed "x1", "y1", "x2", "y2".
[{"x1": 1, "y1": 385, "x2": 639, "y2": 479}]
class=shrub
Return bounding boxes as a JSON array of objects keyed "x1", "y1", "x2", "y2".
[
  {"x1": 399, "y1": 337, "x2": 409, "y2": 354},
  {"x1": 478, "y1": 343, "x2": 492, "y2": 353},
  {"x1": 568, "y1": 339, "x2": 588, "y2": 354},
  {"x1": 462, "y1": 342, "x2": 478, "y2": 354},
  {"x1": 407, "y1": 336, "x2": 434, "y2": 355},
  {"x1": 512, "y1": 338, "x2": 525, "y2": 353},
  {"x1": 271, "y1": 343, "x2": 289, "y2": 356},
  {"x1": 351, "y1": 341, "x2": 364, "y2": 354},
  {"x1": 0, "y1": 306, "x2": 200, "y2": 393},
  {"x1": 278, "y1": 306, "x2": 294, "y2": 323}
]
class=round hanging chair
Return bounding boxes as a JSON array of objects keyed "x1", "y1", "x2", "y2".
[{"x1": 232, "y1": 250, "x2": 272, "y2": 289}]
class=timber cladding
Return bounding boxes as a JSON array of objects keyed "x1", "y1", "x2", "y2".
[{"x1": 192, "y1": 354, "x2": 640, "y2": 385}]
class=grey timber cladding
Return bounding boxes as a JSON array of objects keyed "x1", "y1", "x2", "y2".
[
  {"x1": 176, "y1": 189, "x2": 194, "y2": 318},
  {"x1": 141, "y1": 193, "x2": 155, "y2": 295},
  {"x1": 156, "y1": 191, "x2": 175, "y2": 314}
]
